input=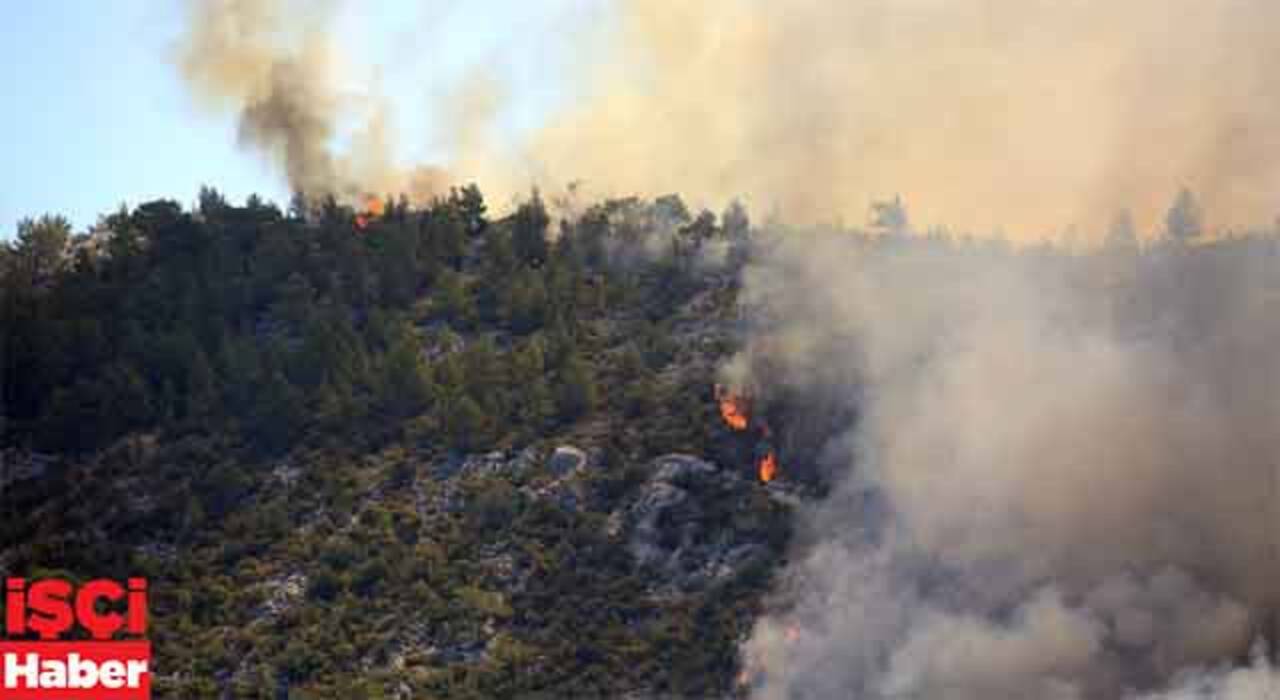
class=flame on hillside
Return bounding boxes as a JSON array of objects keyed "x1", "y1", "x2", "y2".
[
  {"x1": 715, "y1": 384, "x2": 750, "y2": 431},
  {"x1": 355, "y1": 194, "x2": 384, "y2": 230},
  {"x1": 758, "y1": 451, "x2": 778, "y2": 483},
  {"x1": 715, "y1": 383, "x2": 781, "y2": 483}
]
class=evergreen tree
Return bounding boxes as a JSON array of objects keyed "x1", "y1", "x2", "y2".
[
  {"x1": 380, "y1": 330, "x2": 432, "y2": 417},
  {"x1": 273, "y1": 272, "x2": 317, "y2": 327},
  {"x1": 422, "y1": 206, "x2": 468, "y2": 270},
  {"x1": 505, "y1": 269, "x2": 547, "y2": 334},
  {"x1": 519, "y1": 378, "x2": 555, "y2": 434},
  {"x1": 513, "y1": 191, "x2": 550, "y2": 266},
  {"x1": 453, "y1": 184, "x2": 488, "y2": 237},
  {"x1": 448, "y1": 395, "x2": 487, "y2": 451},
  {"x1": 622, "y1": 377, "x2": 658, "y2": 419},
  {"x1": 721, "y1": 199, "x2": 750, "y2": 239},
  {"x1": 557, "y1": 352, "x2": 596, "y2": 422},
  {"x1": 653, "y1": 194, "x2": 691, "y2": 230},
  {"x1": 510, "y1": 336, "x2": 547, "y2": 386},
  {"x1": 678, "y1": 210, "x2": 718, "y2": 249},
  {"x1": 1166, "y1": 187, "x2": 1203, "y2": 243},
  {"x1": 434, "y1": 269, "x2": 474, "y2": 325},
  {"x1": 12, "y1": 214, "x2": 71, "y2": 287},
  {"x1": 197, "y1": 185, "x2": 229, "y2": 219},
  {"x1": 869, "y1": 195, "x2": 909, "y2": 235},
  {"x1": 250, "y1": 371, "x2": 304, "y2": 453},
  {"x1": 1106, "y1": 209, "x2": 1138, "y2": 250},
  {"x1": 184, "y1": 349, "x2": 217, "y2": 422}
]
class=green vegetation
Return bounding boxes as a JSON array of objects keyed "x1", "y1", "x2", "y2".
[{"x1": 0, "y1": 187, "x2": 779, "y2": 698}]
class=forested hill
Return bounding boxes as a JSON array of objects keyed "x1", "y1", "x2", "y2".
[
  {"x1": 6, "y1": 183, "x2": 1280, "y2": 697},
  {"x1": 0, "y1": 187, "x2": 786, "y2": 698},
  {"x1": 3, "y1": 187, "x2": 743, "y2": 455}
]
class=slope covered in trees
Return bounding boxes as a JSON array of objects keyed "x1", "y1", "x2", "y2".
[
  {"x1": 0, "y1": 187, "x2": 785, "y2": 698},
  {"x1": 4, "y1": 184, "x2": 1278, "y2": 698}
]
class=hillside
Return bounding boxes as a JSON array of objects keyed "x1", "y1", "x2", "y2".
[
  {"x1": 0, "y1": 189, "x2": 796, "y2": 698},
  {"x1": 9, "y1": 185, "x2": 1280, "y2": 699}
]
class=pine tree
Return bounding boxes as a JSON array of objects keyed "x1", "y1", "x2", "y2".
[
  {"x1": 453, "y1": 183, "x2": 488, "y2": 237},
  {"x1": 273, "y1": 272, "x2": 316, "y2": 328},
  {"x1": 434, "y1": 269, "x2": 474, "y2": 325},
  {"x1": 721, "y1": 199, "x2": 750, "y2": 238},
  {"x1": 250, "y1": 371, "x2": 304, "y2": 453},
  {"x1": 13, "y1": 214, "x2": 71, "y2": 287},
  {"x1": 1106, "y1": 209, "x2": 1138, "y2": 250},
  {"x1": 519, "y1": 378, "x2": 555, "y2": 435},
  {"x1": 184, "y1": 349, "x2": 217, "y2": 423},
  {"x1": 510, "y1": 337, "x2": 547, "y2": 386},
  {"x1": 449, "y1": 395, "x2": 487, "y2": 451},
  {"x1": 513, "y1": 191, "x2": 550, "y2": 266},
  {"x1": 505, "y1": 269, "x2": 547, "y2": 334},
  {"x1": 622, "y1": 378, "x2": 658, "y2": 418},
  {"x1": 1166, "y1": 187, "x2": 1203, "y2": 243},
  {"x1": 380, "y1": 330, "x2": 432, "y2": 417},
  {"x1": 557, "y1": 352, "x2": 596, "y2": 423}
]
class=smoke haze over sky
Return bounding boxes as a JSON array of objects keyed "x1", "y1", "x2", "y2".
[
  {"x1": 173, "y1": 0, "x2": 1280, "y2": 241},
  {"x1": 9, "y1": 1, "x2": 1280, "y2": 240},
  {"x1": 0, "y1": 0, "x2": 597, "y2": 235}
]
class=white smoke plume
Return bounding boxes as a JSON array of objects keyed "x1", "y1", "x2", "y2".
[
  {"x1": 734, "y1": 231, "x2": 1280, "y2": 698},
  {"x1": 1131, "y1": 643, "x2": 1278, "y2": 700}
]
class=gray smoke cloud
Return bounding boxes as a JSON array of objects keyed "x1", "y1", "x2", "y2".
[
  {"x1": 535, "y1": 0, "x2": 1280, "y2": 238},
  {"x1": 179, "y1": 0, "x2": 1280, "y2": 236},
  {"x1": 1131, "y1": 644, "x2": 1277, "y2": 700},
  {"x1": 178, "y1": 0, "x2": 341, "y2": 196},
  {"x1": 733, "y1": 232, "x2": 1280, "y2": 698},
  {"x1": 176, "y1": 0, "x2": 454, "y2": 203}
]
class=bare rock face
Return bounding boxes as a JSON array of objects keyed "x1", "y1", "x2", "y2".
[
  {"x1": 613, "y1": 454, "x2": 766, "y2": 596},
  {"x1": 434, "y1": 446, "x2": 540, "y2": 480},
  {"x1": 651, "y1": 453, "x2": 717, "y2": 482},
  {"x1": 546, "y1": 445, "x2": 588, "y2": 476}
]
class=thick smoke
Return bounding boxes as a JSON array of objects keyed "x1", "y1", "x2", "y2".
[
  {"x1": 180, "y1": 0, "x2": 1280, "y2": 236},
  {"x1": 537, "y1": 0, "x2": 1280, "y2": 237},
  {"x1": 734, "y1": 232, "x2": 1280, "y2": 698},
  {"x1": 177, "y1": 0, "x2": 452, "y2": 203}
]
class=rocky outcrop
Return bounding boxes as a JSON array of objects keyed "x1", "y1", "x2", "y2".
[
  {"x1": 546, "y1": 445, "x2": 588, "y2": 476},
  {"x1": 432, "y1": 446, "x2": 540, "y2": 481},
  {"x1": 611, "y1": 454, "x2": 767, "y2": 596}
]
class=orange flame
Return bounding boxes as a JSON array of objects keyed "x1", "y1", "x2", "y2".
[
  {"x1": 355, "y1": 194, "x2": 385, "y2": 230},
  {"x1": 714, "y1": 382, "x2": 780, "y2": 482},
  {"x1": 759, "y1": 451, "x2": 778, "y2": 483},
  {"x1": 716, "y1": 384, "x2": 750, "y2": 431}
]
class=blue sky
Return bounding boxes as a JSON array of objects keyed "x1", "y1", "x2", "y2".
[{"x1": 0, "y1": 0, "x2": 606, "y2": 237}]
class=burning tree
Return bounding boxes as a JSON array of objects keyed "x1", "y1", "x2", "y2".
[{"x1": 715, "y1": 383, "x2": 781, "y2": 483}]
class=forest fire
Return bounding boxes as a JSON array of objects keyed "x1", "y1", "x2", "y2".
[
  {"x1": 715, "y1": 383, "x2": 780, "y2": 483},
  {"x1": 354, "y1": 194, "x2": 384, "y2": 230},
  {"x1": 758, "y1": 451, "x2": 778, "y2": 483},
  {"x1": 715, "y1": 384, "x2": 750, "y2": 431}
]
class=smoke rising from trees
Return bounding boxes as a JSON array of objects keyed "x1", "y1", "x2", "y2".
[
  {"x1": 173, "y1": 3, "x2": 1280, "y2": 693},
  {"x1": 734, "y1": 231, "x2": 1280, "y2": 698},
  {"x1": 180, "y1": 0, "x2": 1280, "y2": 238}
]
